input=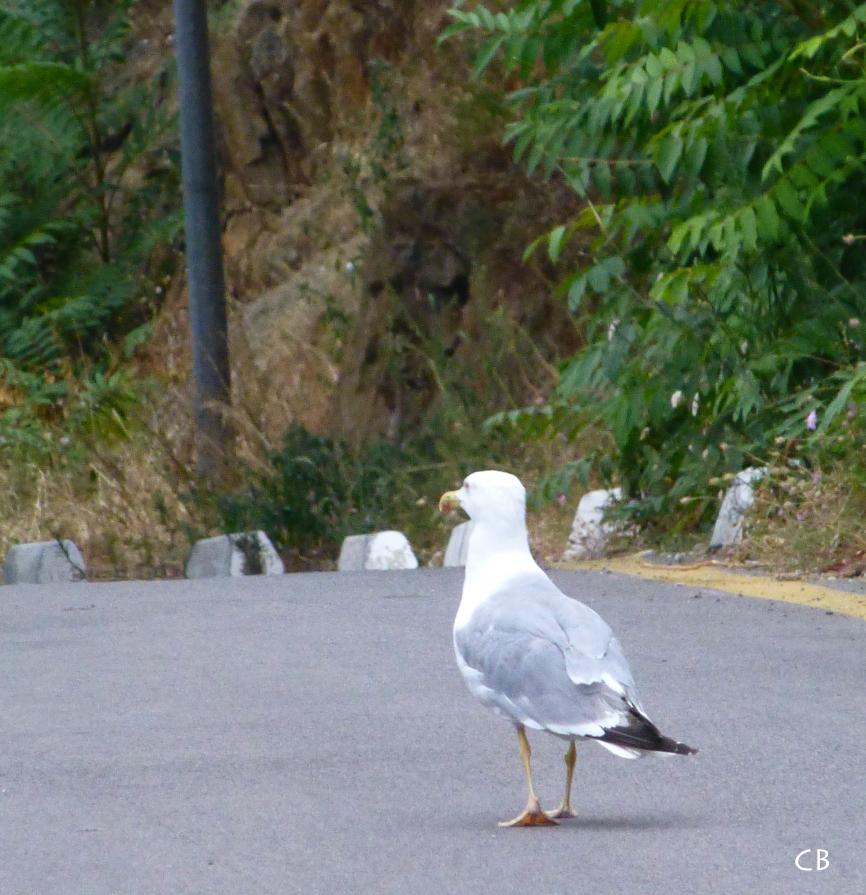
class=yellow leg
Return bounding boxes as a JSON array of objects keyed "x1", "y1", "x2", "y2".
[
  {"x1": 546, "y1": 741, "x2": 577, "y2": 819},
  {"x1": 498, "y1": 726, "x2": 557, "y2": 827}
]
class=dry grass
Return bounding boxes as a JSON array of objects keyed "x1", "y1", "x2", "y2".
[
  {"x1": 528, "y1": 495, "x2": 581, "y2": 566},
  {"x1": 0, "y1": 415, "x2": 207, "y2": 581},
  {"x1": 734, "y1": 460, "x2": 866, "y2": 576},
  {"x1": 0, "y1": 285, "x2": 590, "y2": 581},
  {"x1": 720, "y1": 436, "x2": 866, "y2": 577},
  {"x1": 14, "y1": 393, "x2": 866, "y2": 581}
]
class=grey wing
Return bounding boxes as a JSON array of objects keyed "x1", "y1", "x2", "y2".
[
  {"x1": 553, "y1": 591, "x2": 642, "y2": 708},
  {"x1": 455, "y1": 574, "x2": 639, "y2": 736}
]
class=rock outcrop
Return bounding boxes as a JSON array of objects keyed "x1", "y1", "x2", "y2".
[{"x1": 144, "y1": 0, "x2": 580, "y2": 449}]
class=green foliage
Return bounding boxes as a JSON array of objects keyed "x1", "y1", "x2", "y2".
[
  {"x1": 0, "y1": 0, "x2": 179, "y2": 451},
  {"x1": 216, "y1": 425, "x2": 408, "y2": 557},
  {"x1": 446, "y1": 0, "x2": 866, "y2": 524},
  {"x1": 216, "y1": 339, "x2": 546, "y2": 563}
]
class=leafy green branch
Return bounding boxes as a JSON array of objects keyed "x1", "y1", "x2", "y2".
[{"x1": 444, "y1": 0, "x2": 866, "y2": 525}]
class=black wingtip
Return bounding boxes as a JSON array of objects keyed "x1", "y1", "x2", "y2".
[
  {"x1": 598, "y1": 708, "x2": 698, "y2": 756},
  {"x1": 656, "y1": 731, "x2": 698, "y2": 755}
]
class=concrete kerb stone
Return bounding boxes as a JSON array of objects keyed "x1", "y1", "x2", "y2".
[
  {"x1": 3, "y1": 540, "x2": 87, "y2": 584},
  {"x1": 338, "y1": 531, "x2": 419, "y2": 571},
  {"x1": 443, "y1": 521, "x2": 474, "y2": 567},
  {"x1": 562, "y1": 488, "x2": 624, "y2": 561},
  {"x1": 185, "y1": 531, "x2": 285, "y2": 578},
  {"x1": 710, "y1": 466, "x2": 768, "y2": 549}
]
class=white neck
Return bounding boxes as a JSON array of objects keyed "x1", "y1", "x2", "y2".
[{"x1": 454, "y1": 517, "x2": 543, "y2": 630}]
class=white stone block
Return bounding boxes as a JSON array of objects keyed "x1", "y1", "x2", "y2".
[
  {"x1": 185, "y1": 531, "x2": 284, "y2": 578},
  {"x1": 562, "y1": 488, "x2": 623, "y2": 561},
  {"x1": 710, "y1": 467, "x2": 767, "y2": 548},
  {"x1": 443, "y1": 521, "x2": 474, "y2": 567},
  {"x1": 3, "y1": 540, "x2": 87, "y2": 584},
  {"x1": 337, "y1": 531, "x2": 419, "y2": 571}
]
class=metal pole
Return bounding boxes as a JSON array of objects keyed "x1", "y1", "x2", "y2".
[{"x1": 173, "y1": 0, "x2": 232, "y2": 480}]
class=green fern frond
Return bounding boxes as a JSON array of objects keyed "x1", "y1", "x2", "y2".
[
  {"x1": 0, "y1": 61, "x2": 90, "y2": 109},
  {"x1": 0, "y1": 0, "x2": 78, "y2": 62},
  {"x1": 0, "y1": 7, "x2": 47, "y2": 64}
]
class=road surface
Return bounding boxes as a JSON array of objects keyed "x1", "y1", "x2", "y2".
[{"x1": 1, "y1": 569, "x2": 863, "y2": 894}]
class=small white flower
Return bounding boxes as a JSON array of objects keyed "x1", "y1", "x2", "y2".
[
  {"x1": 345, "y1": 261, "x2": 356, "y2": 274},
  {"x1": 739, "y1": 340, "x2": 748, "y2": 355},
  {"x1": 607, "y1": 319, "x2": 620, "y2": 341},
  {"x1": 849, "y1": 317, "x2": 861, "y2": 329},
  {"x1": 670, "y1": 389, "x2": 684, "y2": 409},
  {"x1": 691, "y1": 393, "x2": 700, "y2": 416}
]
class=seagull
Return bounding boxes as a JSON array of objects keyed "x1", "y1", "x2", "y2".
[{"x1": 439, "y1": 470, "x2": 697, "y2": 827}]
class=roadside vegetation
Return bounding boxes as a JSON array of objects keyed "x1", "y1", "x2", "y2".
[
  {"x1": 445, "y1": 0, "x2": 866, "y2": 567},
  {"x1": 0, "y1": 0, "x2": 189, "y2": 577},
  {"x1": 3, "y1": 0, "x2": 866, "y2": 577}
]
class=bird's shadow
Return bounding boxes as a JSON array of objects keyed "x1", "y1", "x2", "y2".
[
  {"x1": 450, "y1": 809, "x2": 707, "y2": 834},
  {"x1": 559, "y1": 811, "x2": 705, "y2": 832}
]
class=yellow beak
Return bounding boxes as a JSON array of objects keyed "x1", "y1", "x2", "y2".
[{"x1": 438, "y1": 490, "x2": 461, "y2": 513}]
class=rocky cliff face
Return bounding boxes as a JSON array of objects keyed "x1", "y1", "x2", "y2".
[{"x1": 142, "y1": 0, "x2": 578, "y2": 450}]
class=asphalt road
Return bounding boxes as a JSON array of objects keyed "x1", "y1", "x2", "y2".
[{"x1": 1, "y1": 569, "x2": 863, "y2": 895}]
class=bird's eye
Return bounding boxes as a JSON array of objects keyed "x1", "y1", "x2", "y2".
[{"x1": 463, "y1": 480, "x2": 470, "y2": 490}]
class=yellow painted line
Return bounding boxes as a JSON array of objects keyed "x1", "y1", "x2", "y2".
[{"x1": 557, "y1": 555, "x2": 866, "y2": 622}]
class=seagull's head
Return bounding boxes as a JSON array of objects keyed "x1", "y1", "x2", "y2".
[{"x1": 439, "y1": 470, "x2": 527, "y2": 525}]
